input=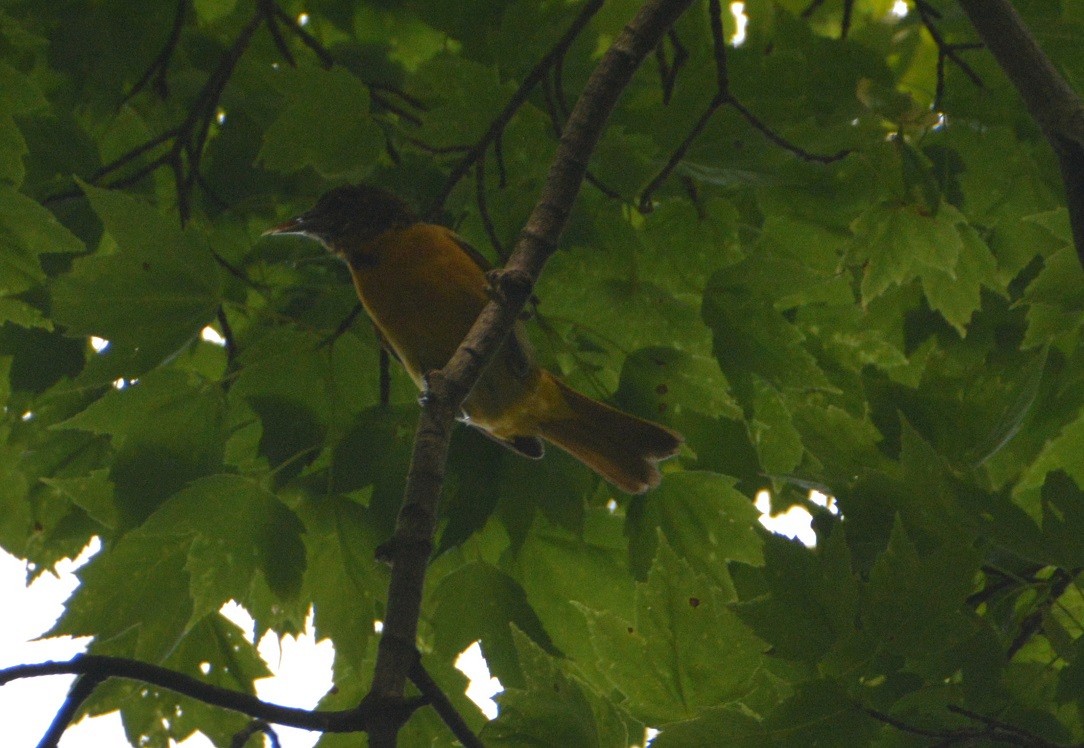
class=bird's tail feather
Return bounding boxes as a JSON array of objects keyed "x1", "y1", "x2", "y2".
[{"x1": 537, "y1": 375, "x2": 682, "y2": 494}]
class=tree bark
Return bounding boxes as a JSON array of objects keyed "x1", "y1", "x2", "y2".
[{"x1": 957, "y1": 0, "x2": 1084, "y2": 267}]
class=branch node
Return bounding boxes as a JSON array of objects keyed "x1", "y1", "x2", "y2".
[{"x1": 486, "y1": 268, "x2": 534, "y2": 308}]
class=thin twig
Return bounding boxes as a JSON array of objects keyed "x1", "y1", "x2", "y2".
[
  {"x1": 216, "y1": 307, "x2": 237, "y2": 369},
  {"x1": 261, "y1": 0, "x2": 296, "y2": 67},
  {"x1": 640, "y1": 96, "x2": 723, "y2": 212},
  {"x1": 656, "y1": 29, "x2": 688, "y2": 104},
  {"x1": 231, "y1": 720, "x2": 281, "y2": 748},
  {"x1": 708, "y1": 0, "x2": 728, "y2": 93},
  {"x1": 271, "y1": 5, "x2": 334, "y2": 67},
  {"x1": 88, "y1": 128, "x2": 178, "y2": 182},
  {"x1": 914, "y1": 0, "x2": 984, "y2": 110},
  {"x1": 122, "y1": 0, "x2": 189, "y2": 104},
  {"x1": 408, "y1": 661, "x2": 484, "y2": 748},
  {"x1": 493, "y1": 129, "x2": 508, "y2": 188},
  {"x1": 639, "y1": 0, "x2": 848, "y2": 210},
  {"x1": 946, "y1": 705, "x2": 1064, "y2": 747},
  {"x1": 841, "y1": 0, "x2": 855, "y2": 39},
  {"x1": 861, "y1": 706, "x2": 960, "y2": 739},
  {"x1": 728, "y1": 97, "x2": 850, "y2": 163},
  {"x1": 270, "y1": 4, "x2": 426, "y2": 125},
  {"x1": 1006, "y1": 569, "x2": 1074, "y2": 660},
  {"x1": 430, "y1": 0, "x2": 605, "y2": 214},
  {"x1": 801, "y1": 0, "x2": 827, "y2": 19},
  {"x1": 476, "y1": 156, "x2": 507, "y2": 259}
]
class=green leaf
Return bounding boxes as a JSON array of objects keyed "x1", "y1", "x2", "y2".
[
  {"x1": 51, "y1": 183, "x2": 221, "y2": 360},
  {"x1": 259, "y1": 66, "x2": 383, "y2": 179},
  {"x1": 51, "y1": 530, "x2": 193, "y2": 661},
  {"x1": 58, "y1": 369, "x2": 218, "y2": 443},
  {"x1": 482, "y1": 628, "x2": 628, "y2": 748},
  {"x1": 0, "y1": 114, "x2": 27, "y2": 185},
  {"x1": 615, "y1": 346, "x2": 740, "y2": 421},
  {"x1": 0, "y1": 184, "x2": 84, "y2": 294},
  {"x1": 41, "y1": 469, "x2": 116, "y2": 529},
  {"x1": 147, "y1": 474, "x2": 305, "y2": 624},
  {"x1": 1039, "y1": 470, "x2": 1084, "y2": 569},
  {"x1": 862, "y1": 518, "x2": 981, "y2": 662},
  {"x1": 737, "y1": 529, "x2": 858, "y2": 663},
  {"x1": 919, "y1": 222, "x2": 1002, "y2": 335},
  {"x1": 0, "y1": 297, "x2": 51, "y2": 329},
  {"x1": 299, "y1": 497, "x2": 385, "y2": 669},
  {"x1": 702, "y1": 273, "x2": 831, "y2": 405},
  {"x1": 232, "y1": 326, "x2": 380, "y2": 430},
  {"x1": 511, "y1": 511, "x2": 635, "y2": 692},
  {"x1": 56, "y1": 368, "x2": 227, "y2": 527},
  {"x1": 81, "y1": 614, "x2": 267, "y2": 747},
  {"x1": 0, "y1": 431, "x2": 32, "y2": 553},
  {"x1": 431, "y1": 560, "x2": 555, "y2": 687},
  {"x1": 193, "y1": 0, "x2": 238, "y2": 23},
  {"x1": 750, "y1": 379, "x2": 803, "y2": 475},
  {"x1": 1021, "y1": 244, "x2": 1084, "y2": 348},
  {"x1": 538, "y1": 247, "x2": 711, "y2": 380},
  {"x1": 0, "y1": 62, "x2": 48, "y2": 113},
  {"x1": 849, "y1": 201, "x2": 965, "y2": 304},
  {"x1": 761, "y1": 680, "x2": 877, "y2": 746},
  {"x1": 410, "y1": 56, "x2": 518, "y2": 147},
  {"x1": 1015, "y1": 406, "x2": 1084, "y2": 516},
  {"x1": 54, "y1": 472, "x2": 303, "y2": 662},
  {"x1": 626, "y1": 471, "x2": 764, "y2": 589},
  {"x1": 652, "y1": 706, "x2": 769, "y2": 747},
  {"x1": 438, "y1": 429, "x2": 505, "y2": 554},
  {"x1": 1056, "y1": 634, "x2": 1084, "y2": 703},
  {"x1": 584, "y1": 540, "x2": 766, "y2": 725},
  {"x1": 733, "y1": 215, "x2": 854, "y2": 309}
]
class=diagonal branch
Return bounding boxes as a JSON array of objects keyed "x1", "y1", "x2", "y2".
[
  {"x1": 408, "y1": 661, "x2": 484, "y2": 748},
  {"x1": 956, "y1": 0, "x2": 1084, "y2": 268},
  {"x1": 365, "y1": 1, "x2": 698, "y2": 745},
  {"x1": 36, "y1": 673, "x2": 104, "y2": 748}
]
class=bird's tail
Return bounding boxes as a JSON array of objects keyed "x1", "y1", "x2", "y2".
[{"x1": 536, "y1": 373, "x2": 683, "y2": 494}]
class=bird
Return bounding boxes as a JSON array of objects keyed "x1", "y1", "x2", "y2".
[{"x1": 265, "y1": 184, "x2": 682, "y2": 493}]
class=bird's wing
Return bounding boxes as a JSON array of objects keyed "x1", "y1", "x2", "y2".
[{"x1": 447, "y1": 231, "x2": 536, "y2": 381}]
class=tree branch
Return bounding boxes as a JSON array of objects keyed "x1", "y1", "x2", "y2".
[
  {"x1": 365, "y1": 0, "x2": 697, "y2": 745},
  {"x1": 1, "y1": 655, "x2": 428, "y2": 738},
  {"x1": 956, "y1": 0, "x2": 1084, "y2": 268},
  {"x1": 408, "y1": 661, "x2": 484, "y2": 748},
  {"x1": 36, "y1": 673, "x2": 104, "y2": 748}
]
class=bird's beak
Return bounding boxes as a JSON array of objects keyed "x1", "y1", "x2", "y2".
[{"x1": 262, "y1": 213, "x2": 311, "y2": 237}]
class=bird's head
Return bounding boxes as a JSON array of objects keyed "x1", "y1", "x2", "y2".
[{"x1": 264, "y1": 184, "x2": 418, "y2": 256}]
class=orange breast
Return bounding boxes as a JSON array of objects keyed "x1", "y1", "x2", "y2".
[
  {"x1": 348, "y1": 224, "x2": 490, "y2": 387},
  {"x1": 347, "y1": 223, "x2": 560, "y2": 436}
]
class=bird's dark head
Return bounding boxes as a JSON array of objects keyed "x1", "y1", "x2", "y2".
[{"x1": 264, "y1": 184, "x2": 418, "y2": 255}]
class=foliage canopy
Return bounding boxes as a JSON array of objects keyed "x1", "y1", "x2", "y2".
[{"x1": 1, "y1": 0, "x2": 1083, "y2": 745}]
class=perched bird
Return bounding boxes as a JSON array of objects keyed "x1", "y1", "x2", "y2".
[{"x1": 265, "y1": 184, "x2": 682, "y2": 493}]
